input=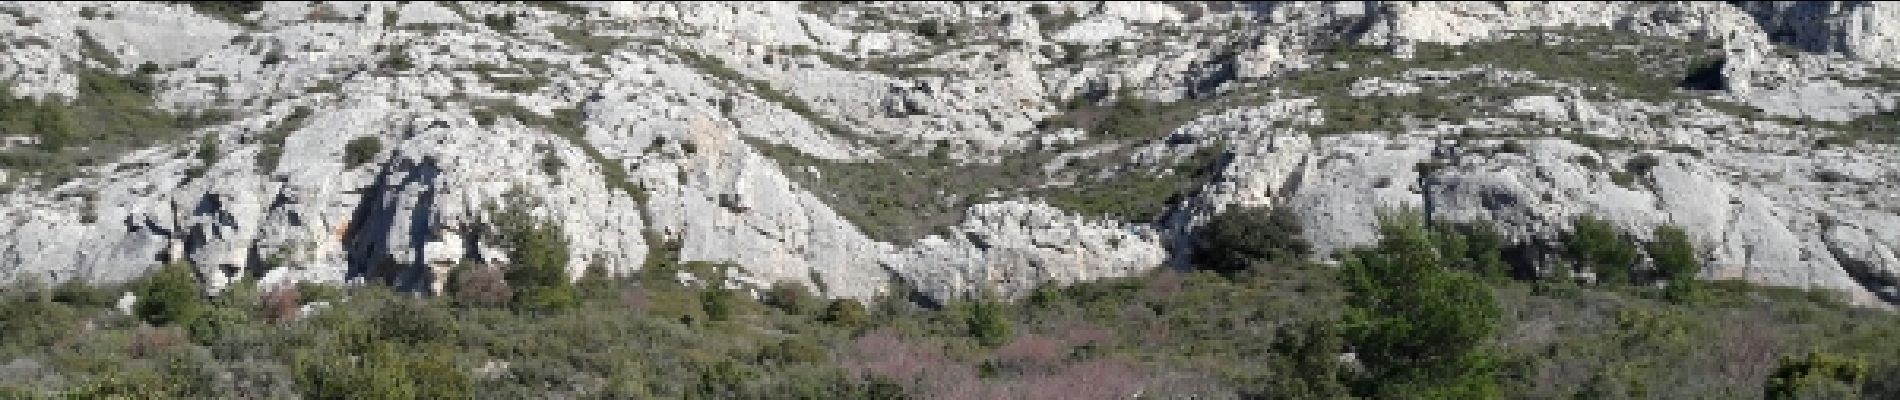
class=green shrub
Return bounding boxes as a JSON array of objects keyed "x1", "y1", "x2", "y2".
[
  {"x1": 136, "y1": 262, "x2": 206, "y2": 327},
  {"x1": 1339, "y1": 213, "x2": 1502, "y2": 398},
  {"x1": 575, "y1": 262, "x2": 615, "y2": 300},
  {"x1": 0, "y1": 292, "x2": 87, "y2": 351},
  {"x1": 821, "y1": 298, "x2": 868, "y2": 328},
  {"x1": 1261, "y1": 320, "x2": 1352, "y2": 398},
  {"x1": 1194, "y1": 206, "x2": 1311, "y2": 274},
  {"x1": 51, "y1": 278, "x2": 120, "y2": 307},
  {"x1": 293, "y1": 343, "x2": 469, "y2": 399},
  {"x1": 692, "y1": 359, "x2": 757, "y2": 398},
  {"x1": 1861, "y1": 363, "x2": 1900, "y2": 398},
  {"x1": 380, "y1": 52, "x2": 414, "y2": 71},
  {"x1": 1567, "y1": 216, "x2": 1639, "y2": 284},
  {"x1": 765, "y1": 281, "x2": 818, "y2": 316},
  {"x1": 492, "y1": 191, "x2": 578, "y2": 311},
  {"x1": 185, "y1": 305, "x2": 249, "y2": 343},
  {"x1": 175, "y1": 1, "x2": 262, "y2": 26},
  {"x1": 1649, "y1": 225, "x2": 1698, "y2": 281},
  {"x1": 195, "y1": 135, "x2": 218, "y2": 166},
  {"x1": 762, "y1": 337, "x2": 828, "y2": 364},
  {"x1": 1765, "y1": 352, "x2": 1867, "y2": 400},
  {"x1": 701, "y1": 289, "x2": 744, "y2": 322},
  {"x1": 372, "y1": 299, "x2": 460, "y2": 345},
  {"x1": 341, "y1": 136, "x2": 382, "y2": 169},
  {"x1": 1436, "y1": 221, "x2": 1509, "y2": 278},
  {"x1": 538, "y1": 152, "x2": 564, "y2": 177},
  {"x1": 743, "y1": 85, "x2": 1223, "y2": 241},
  {"x1": 58, "y1": 368, "x2": 184, "y2": 399},
  {"x1": 481, "y1": 13, "x2": 519, "y2": 31},
  {"x1": 966, "y1": 298, "x2": 1013, "y2": 347},
  {"x1": 296, "y1": 281, "x2": 344, "y2": 303}
]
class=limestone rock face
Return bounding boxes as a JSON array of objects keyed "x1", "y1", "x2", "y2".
[
  {"x1": 892, "y1": 201, "x2": 1168, "y2": 301},
  {"x1": 1, "y1": 2, "x2": 1898, "y2": 306}
]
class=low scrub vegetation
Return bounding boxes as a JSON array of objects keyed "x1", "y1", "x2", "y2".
[
  {"x1": 761, "y1": 134, "x2": 1221, "y2": 242},
  {"x1": 1285, "y1": 28, "x2": 1734, "y2": 136},
  {"x1": 755, "y1": 91, "x2": 1228, "y2": 242},
  {"x1": 0, "y1": 71, "x2": 228, "y2": 186},
  {"x1": 2, "y1": 210, "x2": 1896, "y2": 398}
]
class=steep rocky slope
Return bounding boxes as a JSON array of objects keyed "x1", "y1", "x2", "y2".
[{"x1": 1, "y1": 1, "x2": 1896, "y2": 304}]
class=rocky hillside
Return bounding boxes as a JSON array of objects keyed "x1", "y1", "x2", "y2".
[{"x1": 1, "y1": 1, "x2": 1896, "y2": 305}]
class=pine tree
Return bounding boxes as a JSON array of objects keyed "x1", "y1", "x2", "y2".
[
  {"x1": 1649, "y1": 225, "x2": 1699, "y2": 281},
  {"x1": 1340, "y1": 213, "x2": 1502, "y2": 398},
  {"x1": 493, "y1": 191, "x2": 578, "y2": 311},
  {"x1": 1568, "y1": 216, "x2": 1639, "y2": 284}
]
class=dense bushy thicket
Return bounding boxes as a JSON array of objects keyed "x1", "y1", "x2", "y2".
[{"x1": 1193, "y1": 206, "x2": 1311, "y2": 274}]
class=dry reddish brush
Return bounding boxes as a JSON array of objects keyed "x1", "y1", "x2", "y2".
[
  {"x1": 842, "y1": 330, "x2": 978, "y2": 393},
  {"x1": 455, "y1": 265, "x2": 513, "y2": 308},
  {"x1": 840, "y1": 329, "x2": 1156, "y2": 399},
  {"x1": 1142, "y1": 269, "x2": 1184, "y2": 298},
  {"x1": 991, "y1": 334, "x2": 1066, "y2": 373},
  {"x1": 1714, "y1": 312, "x2": 1784, "y2": 388},
  {"x1": 620, "y1": 285, "x2": 650, "y2": 312},
  {"x1": 1056, "y1": 322, "x2": 1116, "y2": 346},
  {"x1": 1017, "y1": 358, "x2": 1149, "y2": 400},
  {"x1": 261, "y1": 285, "x2": 301, "y2": 323},
  {"x1": 130, "y1": 326, "x2": 186, "y2": 359}
]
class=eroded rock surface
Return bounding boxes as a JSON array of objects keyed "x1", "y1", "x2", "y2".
[{"x1": 1, "y1": 1, "x2": 1896, "y2": 305}]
